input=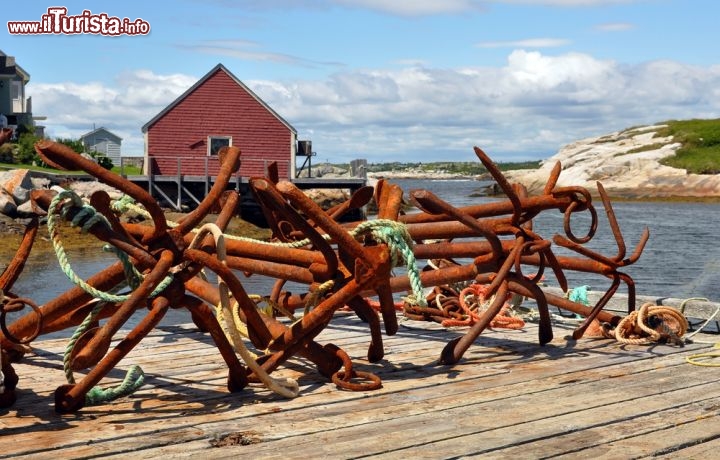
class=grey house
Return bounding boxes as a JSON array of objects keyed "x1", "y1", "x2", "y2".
[
  {"x1": 0, "y1": 49, "x2": 41, "y2": 137},
  {"x1": 80, "y1": 127, "x2": 122, "y2": 165}
]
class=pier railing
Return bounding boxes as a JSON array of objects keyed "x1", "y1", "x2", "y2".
[{"x1": 120, "y1": 155, "x2": 291, "y2": 180}]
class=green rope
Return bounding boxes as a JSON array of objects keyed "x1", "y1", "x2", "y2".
[
  {"x1": 62, "y1": 301, "x2": 146, "y2": 405},
  {"x1": 103, "y1": 244, "x2": 143, "y2": 290},
  {"x1": 84, "y1": 365, "x2": 145, "y2": 405},
  {"x1": 48, "y1": 190, "x2": 173, "y2": 303},
  {"x1": 111, "y1": 194, "x2": 179, "y2": 228},
  {"x1": 49, "y1": 190, "x2": 168, "y2": 405},
  {"x1": 109, "y1": 194, "x2": 137, "y2": 214},
  {"x1": 350, "y1": 219, "x2": 427, "y2": 307},
  {"x1": 63, "y1": 302, "x2": 104, "y2": 384}
]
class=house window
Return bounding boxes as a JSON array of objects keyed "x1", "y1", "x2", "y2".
[
  {"x1": 11, "y1": 80, "x2": 23, "y2": 113},
  {"x1": 208, "y1": 136, "x2": 232, "y2": 156}
]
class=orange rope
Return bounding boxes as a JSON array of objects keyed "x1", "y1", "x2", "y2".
[
  {"x1": 612, "y1": 303, "x2": 688, "y2": 345},
  {"x1": 440, "y1": 283, "x2": 525, "y2": 330},
  {"x1": 365, "y1": 298, "x2": 405, "y2": 312}
]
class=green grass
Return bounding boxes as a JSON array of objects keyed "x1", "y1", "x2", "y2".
[
  {"x1": 657, "y1": 118, "x2": 720, "y2": 174},
  {"x1": 113, "y1": 164, "x2": 143, "y2": 175},
  {"x1": 0, "y1": 162, "x2": 87, "y2": 174},
  {"x1": 615, "y1": 142, "x2": 668, "y2": 156},
  {"x1": 496, "y1": 160, "x2": 542, "y2": 171},
  {"x1": 0, "y1": 162, "x2": 143, "y2": 176}
]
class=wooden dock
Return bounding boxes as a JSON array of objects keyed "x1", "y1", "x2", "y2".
[
  {"x1": 24, "y1": 169, "x2": 367, "y2": 214},
  {"x1": 2, "y1": 313, "x2": 719, "y2": 459}
]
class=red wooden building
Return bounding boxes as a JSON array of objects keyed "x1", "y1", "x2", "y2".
[{"x1": 141, "y1": 64, "x2": 297, "y2": 179}]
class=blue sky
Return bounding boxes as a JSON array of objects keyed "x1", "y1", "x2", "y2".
[{"x1": 3, "y1": 0, "x2": 720, "y2": 164}]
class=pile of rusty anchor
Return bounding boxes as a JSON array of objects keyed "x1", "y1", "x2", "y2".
[{"x1": 0, "y1": 141, "x2": 648, "y2": 413}]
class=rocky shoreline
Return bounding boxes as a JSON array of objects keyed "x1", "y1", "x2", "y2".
[{"x1": 503, "y1": 124, "x2": 720, "y2": 199}]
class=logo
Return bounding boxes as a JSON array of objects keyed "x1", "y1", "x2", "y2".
[{"x1": 8, "y1": 7, "x2": 150, "y2": 36}]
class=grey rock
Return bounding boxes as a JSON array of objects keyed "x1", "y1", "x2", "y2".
[{"x1": 0, "y1": 169, "x2": 34, "y2": 204}]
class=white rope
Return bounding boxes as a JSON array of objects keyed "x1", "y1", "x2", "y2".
[{"x1": 188, "y1": 224, "x2": 299, "y2": 398}]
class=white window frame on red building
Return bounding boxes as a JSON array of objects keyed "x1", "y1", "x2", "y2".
[{"x1": 207, "y1": 135, "x2": 232, "y2": 156}]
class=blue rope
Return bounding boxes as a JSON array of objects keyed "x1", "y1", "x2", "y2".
[{"x1": 568, "y1": 285, "x2": 590, "y2": 306}]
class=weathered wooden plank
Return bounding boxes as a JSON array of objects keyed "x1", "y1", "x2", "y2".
[
  {"x1": 658, "y1": 433, "x2": 720, "y2": 459},
  {"x1": 225, "y1": 357, "x2": 718, "y2": 458},
  {"x1": 385, "y1": 381, "x2": 720, "y2": 458},
  {"x1": 491, "y1": 407, "x2": 720, "y2": 459},
  {"x1": 48, "y1": 349, "x2": 706, "y2": 457},
  {"x1": 2, "y1": 315, "x2": 717, "y2": 459},
  {"x1": 553, "y1": 412, "x2": 720, "y2": 459}
]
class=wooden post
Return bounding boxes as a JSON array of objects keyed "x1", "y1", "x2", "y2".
[
  {"x1": 204, "y1": 156, "x2": 209, "y2": 197},
  {"x1": 148, "y1": 158, "x2": 154, "y2": 197},
  {"x1": 177, "y1": 157, "x2": 182, "y2": 210}
]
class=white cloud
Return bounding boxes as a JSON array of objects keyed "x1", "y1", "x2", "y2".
[
  {"x1": 250, "y1": 52, "x2": 720, "y2": 161},
  {"x1": 334, "y1": 0, "x2": 483, "y2": 15},
  {"x1": 476, "y1": 38, "x2": 571, "y2": 48},
  {"x1": 492, "y1": 0, "x2": 639, "y2": 5},
  {"x1": 202, "y1": 0, "x2": 486, "y2": 15},
  {"x1": 181, "y1": 40, "x2": 343, "y2": 68},
  {"x1": 199, "y1": 0, "x2": 647, "y2": 16},
  {"x1": 30, "y1": 70, "x2": 197, "y2": 155},
  {"x1": 28, "y1": 51, "x2": 720, "y2": 163},
  {"x1": 594, "y1": 22, "x2": 634, "y2": 31}
]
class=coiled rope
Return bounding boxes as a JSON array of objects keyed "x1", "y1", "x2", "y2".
[
  {"x1": 402, "y1": 283, "x2": 525, "y2": 330},
  {"x1": 440, "y1": 283, "x2": 524, "y2": 329},
  {"x1": 675, "y1": 297, "x2": 720, "y2": 366},
  {"x1": 686, "y1": 343, "x2": 720, "y2": 367},
  {"x1": 609, "y1": 302, "x2": 688, "y2": 345}
]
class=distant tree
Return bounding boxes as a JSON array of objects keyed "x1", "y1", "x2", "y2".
[
  {"x1": 0, "y1": 143, "x2": 15, "y2": 163},
  {"x1": 89, "y1": 150, "x2": 114, "y2": 170},
  {"x1": 15, "y1": 132, "x2": 43, "y2": 164},
  {"x1": 56, "y1": 137, "x2": 85, "y2": 154}
]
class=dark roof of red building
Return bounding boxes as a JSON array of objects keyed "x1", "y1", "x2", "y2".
[{"x1": 141, "y1": 63, "x2": 296, "y2": 134}]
